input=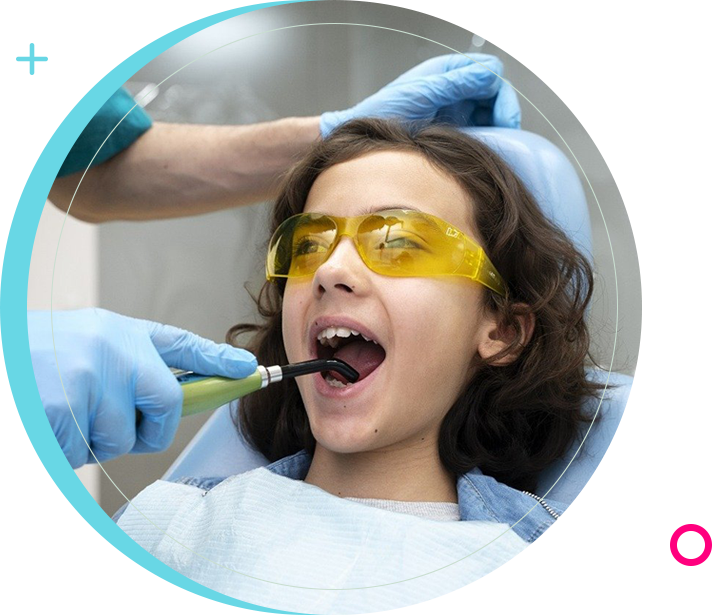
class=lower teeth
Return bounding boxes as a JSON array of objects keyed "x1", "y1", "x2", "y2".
[{"x1": 325, "y1": 374, "x2": 348, "y2": 388}]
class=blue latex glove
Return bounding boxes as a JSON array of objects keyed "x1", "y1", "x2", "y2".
[
  {"x1": 320, "y1": 53, "x2": 521, "y2": 137},
  {"x1": 28, "y1": 308, "x2": 257, "y2": 469}
]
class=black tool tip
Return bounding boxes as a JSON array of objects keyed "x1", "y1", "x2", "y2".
[
  {"x1": 279, "y1": 359, "x2": 359, "y2": 383},
  {"x1": 324, "y1": 359, "x2": 359, "y2": 383}
]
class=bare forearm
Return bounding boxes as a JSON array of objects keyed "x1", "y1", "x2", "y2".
[{"x1": 49, "y1": 117, "x2": 321, "y2": 222}]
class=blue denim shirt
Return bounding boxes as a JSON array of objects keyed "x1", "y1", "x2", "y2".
[{"x1": 116, "y1": 449, "x2": 565, "y2": 543}]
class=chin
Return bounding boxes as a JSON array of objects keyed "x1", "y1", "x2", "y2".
[
  {"x1": 314, "y1": 433, "x2": 377, "y2": 455},
  {"x1": 304, "y1": 392, "x2": 391, "y2": 453}
]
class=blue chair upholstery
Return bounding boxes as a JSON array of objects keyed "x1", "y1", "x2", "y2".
[{"x1": 163, "y1": 128, "x2": 632, "y2": 507}]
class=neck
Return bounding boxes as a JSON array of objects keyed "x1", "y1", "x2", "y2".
[{"x1": 303, "y1": 441, "x2": 458, "y2": 503}]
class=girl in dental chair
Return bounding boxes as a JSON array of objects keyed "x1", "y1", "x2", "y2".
[{"x1": 118, "y1": 118, "x2": 602, "y2": 614}]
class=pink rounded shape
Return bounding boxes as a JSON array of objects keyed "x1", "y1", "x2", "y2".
[{"x1": 670, "y1": 523, "x2": 712, "y2": 615}]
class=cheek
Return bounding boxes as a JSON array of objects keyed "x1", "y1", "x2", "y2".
[
  {"x1": 281, "y1": 282, "x2": 309, "y2": 360},
  {"x1": 389, "y1": 281, "x2": 483, "y2": 356},
  {"x1": 385, "y1": 282, "x2": 485, "y2": 416}
]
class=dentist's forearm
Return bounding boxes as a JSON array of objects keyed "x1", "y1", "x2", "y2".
[{"x1": 49, "y1": 117, "x2": 321, "y2": 222}]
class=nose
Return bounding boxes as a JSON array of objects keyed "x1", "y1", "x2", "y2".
[{"x1": 312, "y1": 237, "x2": 370, "y2": 298}]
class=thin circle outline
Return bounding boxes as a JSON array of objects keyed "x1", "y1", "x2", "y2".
[{"x1": 49, "y1": 21, "x2": 623, "y2": 593}]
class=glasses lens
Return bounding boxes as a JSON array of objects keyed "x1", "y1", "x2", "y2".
[
  {"x1": 268, "y1": 214, "x2": 337, "y2": 278},
  {"x1": 357, "y1": 212, "x2": 465, "y2": 276}
]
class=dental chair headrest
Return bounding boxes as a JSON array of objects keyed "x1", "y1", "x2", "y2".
[{"x1": 463, "y1": 127, "x2": 593, "y2": 261}]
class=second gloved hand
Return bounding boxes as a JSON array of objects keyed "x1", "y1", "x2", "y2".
[
  {"x1": 320, "y1": 53, "x2": 521, "y2": 136},
  {"x1": 29, "y1": 308, "x2": 257, "y2": 469}
]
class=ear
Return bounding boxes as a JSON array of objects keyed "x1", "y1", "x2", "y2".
[{"x1": 477, "y1": 305, "x2": 535, "y2": 366}]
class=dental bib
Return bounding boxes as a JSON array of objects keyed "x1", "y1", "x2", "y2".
[{"x1": 118, "y1": 467, "x2": 527, "y2": 614}]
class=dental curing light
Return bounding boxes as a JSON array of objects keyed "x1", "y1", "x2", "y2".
[{"x1": 175, "y1": 359, "x2": 359, "y2": 417}]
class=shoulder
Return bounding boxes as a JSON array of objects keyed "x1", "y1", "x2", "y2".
[
  {"x1": 457, "y1": 470, "x2": 567, "y2": 543},
  {"x1": 112, "y1": 476, "x2": 228, "y2": 523},
  {"x1": 111, "y1": 451, "x2": 309, "y2": 523}
]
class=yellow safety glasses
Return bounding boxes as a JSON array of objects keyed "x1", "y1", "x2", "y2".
[{"x1": 266, "y1": 209, "x2": 507, "y2": 295}]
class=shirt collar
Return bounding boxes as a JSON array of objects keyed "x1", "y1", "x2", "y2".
[
  {"x1": 264, "y1": 449, "x2": 489, "y2": 522},
  {"x1": 263, "y1": 450, "x2": 564, "y2": 541}
]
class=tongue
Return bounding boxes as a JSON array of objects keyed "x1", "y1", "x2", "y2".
[{"x1": 329, "y1": 340, "x2": 386, "y2": 384}]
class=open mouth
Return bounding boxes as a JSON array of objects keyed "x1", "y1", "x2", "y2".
[{"x1": 315, "y1": 326, "x2": 387, "y2": 388}]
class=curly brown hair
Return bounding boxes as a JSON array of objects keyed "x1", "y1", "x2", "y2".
[{"x1": 227, "y1": 118, "x2": 603, "y2": 493}]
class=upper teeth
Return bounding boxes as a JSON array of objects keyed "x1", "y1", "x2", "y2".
[{"x1": 317, "y1": 326, "x2": 376, "y2": 347}]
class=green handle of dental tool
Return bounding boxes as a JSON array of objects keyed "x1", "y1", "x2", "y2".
[{"x1": 180, "y1": 369, "x2": 263, "y2": 417}]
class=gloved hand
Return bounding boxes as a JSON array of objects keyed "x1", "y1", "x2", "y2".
[
  {"x1": 28, "y1": 308, "x2": 257, "y2": 469},
  {"x1": 320, "y1": 53, "x2": 521, "y2": 137}
]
